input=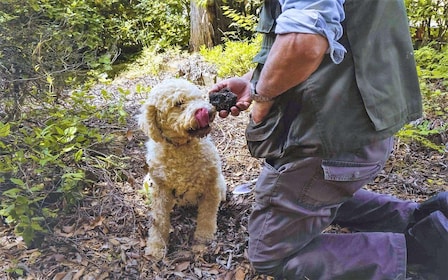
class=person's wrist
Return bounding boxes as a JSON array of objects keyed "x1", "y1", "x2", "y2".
[{"x1": 250, "y1": 82, "x2": 276, "y2": 103}]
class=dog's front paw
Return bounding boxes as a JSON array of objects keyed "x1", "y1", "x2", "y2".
[
  {"x1": 192, "y1": 243, "x2": 207, "y2": 255},
  {"x1": 145, "y1": 231, "x2": 167, "y2": 260},
  {"x1": 144, "y1": 242, "x2": 166, "y2": 260},
  {"x1": 193, "y1": 229, "x2": 215, "y2": 244}
]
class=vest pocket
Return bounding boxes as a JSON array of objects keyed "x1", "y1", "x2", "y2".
[{"x1": 245, "y1": 107, "x2": 286, "y2": 158}]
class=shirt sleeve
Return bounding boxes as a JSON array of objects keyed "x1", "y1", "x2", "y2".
[{"x1": 276, "y1": 0, "x2": 346, "y2": 64}]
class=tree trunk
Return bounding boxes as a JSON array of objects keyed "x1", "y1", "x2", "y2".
[{"x1": 189, "y1": 0, "x2": 228, "y2": 52}]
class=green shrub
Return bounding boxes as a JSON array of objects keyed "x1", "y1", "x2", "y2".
[
  {"x1": 0, "y1": 0, "x2": 190, "y2": 122},
  {"x1": 221, "y1": 1, "x2": 262, "y2": 40},
  {"x1": 414, "y1": 45, "x2": 448, "y2": 80},
  {"x1": 414, "y1": 46, "x2": 448, "y2": 120},
  {"x1": 199, "y1": 36, "x2": 261, "y2": 77},
  {"x1": 0, "y1": 85, "x2": 130, "y2": 246},
  {"x1": 396, "y1": 46, "x2": 448, "y2": 153},
  {"x1": 405, "y1": 0, "x2": 448, "y2": 45},
  {"x1": 122, "y1": 46, "x2": 185, "y2": 78},
  {"x1": 396, "y1": 122, "x2": 446, "y2": 153},
  {"x1": 134, "y1": 0, "x2": 190, "y2": 49}
]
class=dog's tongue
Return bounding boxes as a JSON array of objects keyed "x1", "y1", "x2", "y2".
[{"x1": 195, "y1": 108, "x2": 210, "y2": 128}]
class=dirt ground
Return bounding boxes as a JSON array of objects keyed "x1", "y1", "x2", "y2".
[{"x1": 1, "y1": 58, "x2": 447, "y2": 280}]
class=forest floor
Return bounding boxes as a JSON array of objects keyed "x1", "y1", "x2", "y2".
[{"x1": 1, "y1": 55, "x2": 447, "y2": 280}]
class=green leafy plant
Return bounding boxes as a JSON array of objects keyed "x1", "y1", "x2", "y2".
[
  {"x1": 200, "y1": 36, "x2": 261, "y2": 77},
  {"x1": 396, "y1": 45, "x2": 448, "y2": 154},
  {"x1": 396, "y1": 122, "x2": 446, "y2": 153},
  {"x1": 139, "y1": 177, "x2": 154, "y2": 206},
  {"x1": 0, "y1": 0, "x2": 191, "y2": 123},
  {"x1": 414, "y1": 45, "x2": 448, "y2": 80},
  {"x1": 221, "y1": 2, "x2": 261, "y2": 40},
  {"x1": 0, "y1": 84, "x2": 130, "y2": 246},
  {"x1": 123, "y1": 46, "x2": 184, "y2": 78},
  {"x1": 0, "y1": 178, "x2": 50, "y2": 245},
  {"x1": 405, "y1": 0, "x2": 448, "y2": 46},
  {"x1": 5, "y1": 261, "x2": 25, "y2": 278},
  {"x1": 133, "y1": 0, "x2": 190, "y2": 49}
]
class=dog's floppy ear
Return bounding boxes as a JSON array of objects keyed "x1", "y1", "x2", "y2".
[{"x1": 138, "y1": 103, "x2": 164, "y2": 142}]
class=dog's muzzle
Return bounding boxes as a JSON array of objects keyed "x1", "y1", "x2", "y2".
[{"x1": 188, "y1": 108, "x2": 215, "y2": 138}]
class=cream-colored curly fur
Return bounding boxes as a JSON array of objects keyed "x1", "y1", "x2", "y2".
[{"x1": 138, "y1": 78, "x2": 226, "y2": 260}]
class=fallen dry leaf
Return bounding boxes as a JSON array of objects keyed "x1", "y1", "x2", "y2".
[
  {"x1": 234, "y1": 267, "x2": 247, "y2": 280},
  {"x1": 108, "y1": 238, "x2": 120, "y2": 246},
  {"x1": 126, "y1": 129, "x2": 134, "y2": 141},
  {"x1": 175, "y1": 261, "x2": 190, "y2": 272},
  {"x1": 72, "y1": 268, "x2": 85, "y2": 280},
  {"x1": 62, "y1": 224, "x2": 76, "y2": 234}
]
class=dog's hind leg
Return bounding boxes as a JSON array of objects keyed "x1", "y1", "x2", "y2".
[{"x1": 218, "y1": 174, "x2": 227, "y2": 202}]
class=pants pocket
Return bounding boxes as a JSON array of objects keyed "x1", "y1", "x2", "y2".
[
  {"x1": 321, "y1": 159, "x2": 382, "y2": 181},
  {"x1": 299, "y1": 160, "x2": 383, "y2": 209}
]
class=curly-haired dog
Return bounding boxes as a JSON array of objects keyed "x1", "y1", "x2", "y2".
[{"x1": 138, "y1": 78, "x2": 227, "y2": 260}]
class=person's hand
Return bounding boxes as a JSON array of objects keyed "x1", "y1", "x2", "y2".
[{"x1": 209, "y1": 77, "x2": 252, "y2": 118}]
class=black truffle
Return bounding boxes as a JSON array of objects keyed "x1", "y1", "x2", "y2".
[{"x1": 209, "y1": 88, "x2": 237, "y2": 112}]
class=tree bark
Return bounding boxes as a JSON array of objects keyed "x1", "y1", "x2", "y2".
[{"x1": 189, "y1": 0, "x2": 228, "y2": 52}]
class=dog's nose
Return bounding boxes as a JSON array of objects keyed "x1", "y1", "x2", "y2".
[{"x1": 195, "y1": 108, "x2": 210, "y2": 128}]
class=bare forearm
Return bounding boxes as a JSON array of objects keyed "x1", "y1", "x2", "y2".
[{"x1": 256, "y1": 33, "x2": 329, "y2": 98}]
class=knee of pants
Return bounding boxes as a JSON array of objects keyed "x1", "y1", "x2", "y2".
[{"x1": 251, "y1": 260, "x2": 284, "y2": 278}]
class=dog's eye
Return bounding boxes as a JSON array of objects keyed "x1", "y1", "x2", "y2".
[{"x1": 175, "y1": 100, "x2": 185, "y2": 107}]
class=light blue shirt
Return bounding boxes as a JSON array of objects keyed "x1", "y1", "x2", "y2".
[{"x1": 277, "y1": 0, "x2": 346, "y2": 63}]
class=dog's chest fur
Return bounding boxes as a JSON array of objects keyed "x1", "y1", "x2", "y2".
[{"x1": 145, "y1": 138, "x2": 220, "y2": 204}]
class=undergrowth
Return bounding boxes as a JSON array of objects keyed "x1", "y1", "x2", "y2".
[
  {"x1": 122, "y1": 46, "x2": 186, "y2": 79},
  {"x1": 0, "y1": 84, "x2": 131, "y2": 246},
  {"x1": 397, "y1": 45, "x2": 448, "y2": 153},
  {"x1": 200, "y1": 36, "x2": 261, "y2": 77}
]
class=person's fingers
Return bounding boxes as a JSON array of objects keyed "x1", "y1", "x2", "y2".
[
  {"x1": 235, "y1": 101, "x2": 251, "y2": 111},
  {"x1": 230, "y1": 107, "x2": 241, "y2": 116},
  {"x1": 217, "y1": 100, "x2": 251, "y2": 118},
  {"x1": 219, "y1": 110, "x2": 229, "y2": 118}
]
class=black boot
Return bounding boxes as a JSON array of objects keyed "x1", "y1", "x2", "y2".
[
  {"x1": 413, "y1": 192, "x2": 448, "y2": 222},
  {"x1": 405, "y1": 210, "x2": 448, "y2": 279}
]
